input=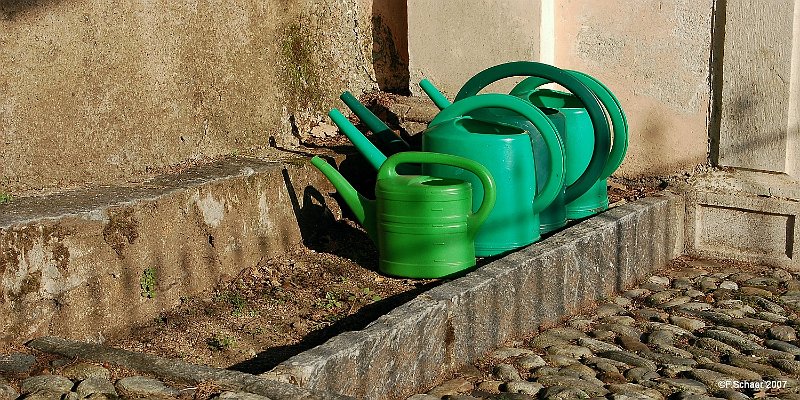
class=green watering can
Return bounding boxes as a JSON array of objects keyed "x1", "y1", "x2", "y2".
[
  {"x1": 510, "y1": 71, "x2": 628, "y2": 219},
  {"x1": 421, "y1": 93, "x2": 565, "y2": 256},
  {"x1": 331, "y1": 93, "x2": 564, "y2": 257},
  {"x1": 311, "y1": 151, "x2": 496, "y2": 279},
  {"x1": 420, "y1": 61, "x2": 612, "y2": 232},
  {"x1": 419, "y1": 83, "x2": 567, "y2": 234}
]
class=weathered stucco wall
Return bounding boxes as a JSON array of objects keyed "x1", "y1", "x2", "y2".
[
  {"x1": 406, "y1": 0, "x2": 542, "y2": 97},
  {"x1": 0, "y1": 0, "x2": 404, "y2": 194},
  {"x1": 554, "y1": 0, "x2": 714, "y2": 178},
  {"x1": 716, "y1": 0, "x2": 798, "y2": 178}
]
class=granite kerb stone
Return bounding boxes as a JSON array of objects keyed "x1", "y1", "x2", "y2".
[
  {"x1": 270, "y1": 194, "x2": 685, "y2": 399},
  {"x1": 271, "y1": 294, "x2": 452, "y2": 399}
]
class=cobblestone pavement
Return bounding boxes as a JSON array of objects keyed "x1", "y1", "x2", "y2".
[
  {"x1": 0, "y1": 359, "x2": 274, "y2": 400},
  {"x1": 5, "y1": 257, "x2": 800, "y2": 400},
  {"x1": 412, "y1": 258, "x2": 800, "y2": 400}
]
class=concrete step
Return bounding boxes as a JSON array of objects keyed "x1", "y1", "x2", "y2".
[
  {"x1": 683, "y1": 169, "x2": 800, "y2": 269},
  {"x1": 0, "y1": 154, "x2": 342, "y2": 346}
]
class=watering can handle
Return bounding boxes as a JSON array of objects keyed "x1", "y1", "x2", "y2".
[
  {"x1": 378, "y1": 151, "x2": 497, "y2": 238},
  {"x1": 430, "y1": 94, "x2": 565, "y2": 215},
  {"x1": 512, "y1": 71, "x2": 629, "y2": 180},
  {"x1": 454, "y1": 61, "x2": 610, "y2": 203}
]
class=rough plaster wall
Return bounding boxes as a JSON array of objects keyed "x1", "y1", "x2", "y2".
[
  {"x1": 717, "y1": 0, "x2": 797, "y2": 174},
  {"x1": 0, "y1": 0, "x2": 387, "y2": 193},
  {"x1": 406, "y1": 0, "x2": 541, "y2": 98},
  {"x1": 786, "y1": 2, "x2": 800, "y2": 178},
  {"x1": 554, "y1": 0, "x2": 714, "y2": 178}
]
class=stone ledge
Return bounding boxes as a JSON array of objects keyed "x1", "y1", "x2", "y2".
[
  {"x1": 0, "y1": 155, "x2": 339, "y2": 345},
  {"x1": 268, "y1": 193, "x2": 685, "y2": 399},
  {"x1": 685, "y1": 169, "x2": 800, "y2": 269}
]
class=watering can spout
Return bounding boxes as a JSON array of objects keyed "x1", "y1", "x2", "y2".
[
  {"x1": 339, "y1": 92, "x2": 410, "y2": 154},
  {"x1": 329, "y1": 109, "x2": 388, "y2": 171},
  {"x1": 419, "y1": 79, "x2": 452, "y2": 110},
  {"x1": 310, "y1": 156, "x2": 377, "y2": 243}
]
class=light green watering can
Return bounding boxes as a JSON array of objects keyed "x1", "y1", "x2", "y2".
[{"x1": 311, "y1": 151, "x2": 496, "y2": 279}]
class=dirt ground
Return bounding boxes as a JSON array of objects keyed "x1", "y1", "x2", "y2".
[
  {"x1": 109, "y1": 216, "x2": 440, "y2": 374},
  {"x1": 103, "y1": 170, "x2": 661, "y2": 374}
]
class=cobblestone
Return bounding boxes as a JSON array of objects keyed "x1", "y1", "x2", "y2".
[{"x1": 414, "y1": 261, "x2": 800, "y2": 399}]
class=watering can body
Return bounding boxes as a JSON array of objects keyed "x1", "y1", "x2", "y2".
[
  {"x1": 525, "y1": 89, "x2": 607, "y2": 218},
  {"x1": 421, "y1": 94, "x2": 565, "y2": 257},
  {"x1": 311, "y1": 151, "x2": 495, "y2": 278},
  {"x1": 421, "y1": 61, "x2": 611, "y2": 231},
  {"x1": 467, "y1": 107, "x2": 568, "y2": 234},
  {"x1": 512, "y1": 70, "x2": 629, "y2": 219}
]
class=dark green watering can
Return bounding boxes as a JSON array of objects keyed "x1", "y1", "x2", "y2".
[
  {"x1": 510, "y1": 71, "x2": 628, "y2": 219},
  {"x1": 311, "y1": 151, "x2": 495, "y2": 279},
  {"x1": 420, "y1": 61, "x2": 612, "y2": 232}
]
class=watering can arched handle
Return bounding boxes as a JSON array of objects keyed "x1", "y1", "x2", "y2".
[
  {"x1": 430, "y1": 94, "x2": 565, "y2": 215},
  {"x1": 454, "y1": 61, "x2": 610, "y2": 203},
  {"x1": 378, "y1": 151, "x2": 496, "y2": 238},
  {"x1": 512, "y1": 71, "x2": 629, "y2": 180}
]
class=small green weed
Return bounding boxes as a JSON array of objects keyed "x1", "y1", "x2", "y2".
[
  {"x1": 140, "y1": 267, "x2": 157, "y2": 298},
  {"x1": 206, "y1": 333, "x2": 236, "y2": 351},
  {"x1": 348, "y1": 287, "x2": 382, "y2": 303},
  {"x1": 217, "y1": 290, "x2": 249, "y2": 317},
  {"x1": 153, "y1": 315, "x2": 167, "y2": 326},
  {"x1": 316, "y1": 291, "x2": 342, "y2": 310},
  {"x1": 0, "y1": 193, "x2": 12, "y2": 205}
]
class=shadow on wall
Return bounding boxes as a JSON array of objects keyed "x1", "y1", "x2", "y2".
[
  {"x1": 714, "y1": 85, "x2": 794, "y2": 172},
  {"x1": 0, "y1": 0, "x2": 59, "y2": 19},
  {"x1": 371, "y1": 0, "x2": 409, "y2": 95}
]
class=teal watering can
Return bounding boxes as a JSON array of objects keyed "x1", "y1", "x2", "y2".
[
  {"x1": 420, "y1": 61, "x2": 612, "y2": 232},
  {"x1": 311, "y1": 151, "x2": 495, "y2": 279},
  {"x1": 419, "y1": 82, "x2": 567, "y2": 234},
  {"x1": 422, "y1": 93, "x2": 565, "y2": 256},
  {"x1": 510, "y1": 71, "x2": 628, "y2": 219}
]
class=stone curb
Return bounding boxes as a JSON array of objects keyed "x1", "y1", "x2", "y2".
[
  {"x1": 27, "y1": 336, "x2": 355, "y2": 400},
  {"x1": 268, "y1": 193, "x2": 686, "y2": 399}
]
